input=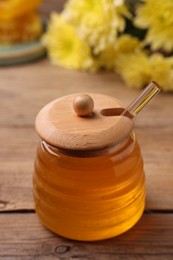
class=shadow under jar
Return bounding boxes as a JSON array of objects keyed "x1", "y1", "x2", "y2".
[{"x1": 33, "y1": 93, "x2": 145, "y2": 241}]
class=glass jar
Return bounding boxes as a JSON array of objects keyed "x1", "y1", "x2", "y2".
[{"x1": 33, "y1": 131, "x2": 145, "y2": 241}]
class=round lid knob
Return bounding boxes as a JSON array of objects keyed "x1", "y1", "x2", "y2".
[
  {"x1": 35, "y1": 93, "x2": 133, "y2": 151},
  {"x1": 73, "y1": 94, "x2": 94, "y2": 116}
]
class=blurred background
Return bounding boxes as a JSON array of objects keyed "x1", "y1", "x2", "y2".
[
  {"x1": 40, "y1": 0, "x2": 65, "y2": 15},
  {"x1": 1, "y1": 0, "x2": 173, "y2": 91}
]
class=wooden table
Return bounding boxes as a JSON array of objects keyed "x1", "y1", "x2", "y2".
[{"x1": 0, "y1": 1, "x2": 173, "y2": 259}]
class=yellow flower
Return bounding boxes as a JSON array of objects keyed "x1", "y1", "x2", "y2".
[
  {"x1": 97, "y1": 34, "x2": 140, "y2": 70},
  {"x1": 135, "y1": 0, "x2": 173, "y2": 51},
  {"x1": 62, "y1": 0, "x2": 130, "y2": 54},
  {"x1": 42, "y1": 13, "x2": 94, "y2": 70},
  {"x1": 115, "y1": 51, "x2": 152, "y2": 88},
  {"x1": 97, "y1": 44, "x2": 117, "y2": 70},
  {"x1": 149, "y1": 54, "x2": 173, "y2": 91},
  {"x1": 116, "y1": 34, "x2": 141, "y2": 53},
  {"x1": 113, "y1": 35, "x2": 151, "y2": 88},
  {"x1": 114, "y1": 36, "x2": 173, "y2": 90}
]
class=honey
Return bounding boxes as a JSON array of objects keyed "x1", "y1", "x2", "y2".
[
  {"x1": 33, "y1": 133, "x2": 145, "y2": 241},
  {"x1": 33, "y1": 86, "x2": 160, "y2": 241},
  {"x1": 0, "y1": 0, "x2": 42, "y2": 44}
]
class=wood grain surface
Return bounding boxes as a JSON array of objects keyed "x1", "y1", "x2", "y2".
[
  {"x1": 0, "y1": 213, "x2": 173, "y2": 259},
  {"x1": 0, "y1": 0, "x2": 173, "y2": 259}
]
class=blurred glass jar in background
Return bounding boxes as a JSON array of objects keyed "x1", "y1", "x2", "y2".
[{"x1": 0, "y1": 0, "x2": 43, "y2": 44}]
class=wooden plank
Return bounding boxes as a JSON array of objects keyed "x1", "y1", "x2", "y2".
[
  {"x1": 0, "y1": 125, "x2": 172, "y2": 211},
  {"x1": 0, "y1": 213, "x2": 172, "y2": 259},
  {"x1": 0, "y1": 60, "x2": 172, "y2": 128}
]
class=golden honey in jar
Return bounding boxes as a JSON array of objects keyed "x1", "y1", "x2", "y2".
[
  {"x1": 33, "y1": 93, "x2": 145, "y2": 241},
  {"x1": 0, "y1": 0, "x2": 42, "y2": 44}
]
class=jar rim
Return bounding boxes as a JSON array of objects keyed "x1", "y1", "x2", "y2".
[{"x1": 41, "y1": 132, "x2": 135, "y2": 158}]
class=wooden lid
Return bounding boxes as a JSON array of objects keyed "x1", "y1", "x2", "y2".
[{"x1": 35, "y1": 93, "x2": 133, "y2": 150}]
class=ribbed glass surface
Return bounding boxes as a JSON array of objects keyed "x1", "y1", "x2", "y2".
[{"x1": 33, "y1": 134, "x2": 145, "y2": 241}]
